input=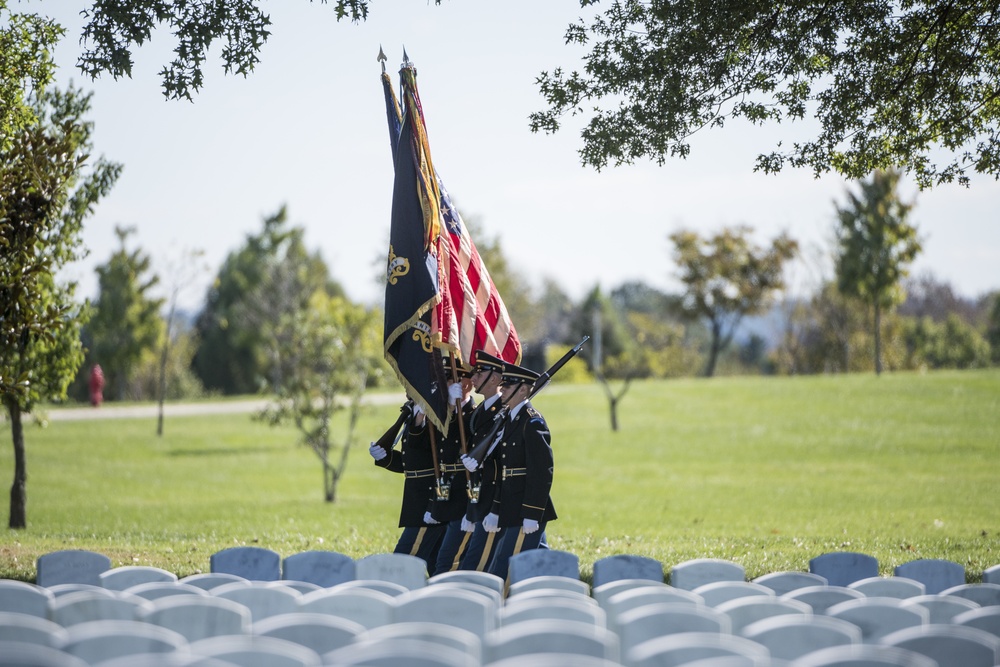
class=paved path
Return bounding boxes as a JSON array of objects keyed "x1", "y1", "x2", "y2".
[{"x1": 41, "y1": 392, "x2": 405, "y2": 421}]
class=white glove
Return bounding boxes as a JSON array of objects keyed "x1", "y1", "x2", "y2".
[
  {"x1": 411, "y1": 403, "x2": 424, "y2": 416},
  {"x1": 369, "y1": 442, "x2": 387, "y2": 461},
  {"x1": 483, "y1": 513, "x2": 500, "y2": 533},
  {"x1": 461, "y1": 516, "x2": 475, "y2": 533},
  {"x1": 423, "y1": 511, "x2": 439, "y2": 525},
  {"x1": 460, "y1": 454, "x2": 478, "y2": 472},
  {"x1": 448, "y1": 382, "x2": 463, "y2": 405},
  {"x1": 522, "y1": 518, "x2": 539, "y2": 534}
]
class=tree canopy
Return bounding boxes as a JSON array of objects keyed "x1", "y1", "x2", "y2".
[
  {"x1": 74, "y1": 0, "x2": 440, "y2": 100},
  {"x1": 0, "y1": 2, "x2": 63, "y2": 150},
  {"x1": 531, "y1": 0, "x2": 1000, "y2": 188},
  {"x1": 192, "y1": 206, "x2": 344, "y2": 394},
  {"x1": 670, "y1": 225, "x2": 798, "y2": 377}
]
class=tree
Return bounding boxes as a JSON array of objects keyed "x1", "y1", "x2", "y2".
[
  {"x1": 670, "y1": 226, "x2": 798, "y2": 377},
  {"x1": 85, "y1": 226, "x2": 165, "y2": 400},
  {"x1": 777, "y1": 281, "x2": 914, "y2": 375},
  {"x1": 0, "y1": 3, "x2": 62, "y2": 150},
  {"x1": 534, "y1": 277, "x2": 575, "y2": 349},
  {"x1": 73, "y1": 1, "x2": 441, "y2": 100},
  {"x1": 155, "y1": 246, "x2": 209, "y2": 435},
  {"x1": 531, "y1": 0, "x2": 1000, "y2": 187},
  {"x1": 1, "y1": 84, "x2": 121, "y2": 529},
  {"x1": 570, "y1": 286, "x2": 637, "y2": 430},
  {"x1": 987, "y1": 293, "x2": 1000, "y2": 365},
  {"x1": 835, "y1": 170, "x2": 922, "y2": 374},
  {"x1": 610, "y1": 281, "x2": 701, "y2": 378},
  {"x1": 193, "y1": 206, "x2": 343, "y2": 395},
  {"x1": 255, "y1": 291, "x2": 384, "y2": 502},
  {"x1": 902, "y1": 314, "x2": 991, "y2": 370}
]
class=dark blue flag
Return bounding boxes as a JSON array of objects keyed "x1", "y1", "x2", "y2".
[{"x1": 382, "y1": 63, "x2": 450, "y2": 434}]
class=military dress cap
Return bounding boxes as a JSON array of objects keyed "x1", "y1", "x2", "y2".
[
  {"x1": 472, "y1": 350, "x2": 505, "y2": 373},
  {"x1": 500, "y1": 361, "x2": 540, "y2": 385},
  {"x1": 442, "y1": 355, "x2": 473, "y2": 378}
]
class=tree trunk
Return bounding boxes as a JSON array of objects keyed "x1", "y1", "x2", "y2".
[
  {"x1": 156, "y1": 302, "x2": 175, "y2": 437},
  {"x1": 156, "y1": 338, "x2": 169, "y2": 436},
  {"x1": 324, "y1": 462, "x2": 336, "y2": 503},
  {"x1": 6, "y1": 399, "x2": 27, "y2": 529},
  {"x1": 609, "y1": 396, "x2": 619, "y2": 432},
  {"x1": 704, "y1": 324, "x2": 722, "y2": 377},
  {"x1": 874, "y1": 302, "x2": 883, "y2": 375}
]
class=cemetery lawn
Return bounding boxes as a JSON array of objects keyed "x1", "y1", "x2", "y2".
[{"x1": 2, "y1": 369, "x2": 998, "y2": 584}]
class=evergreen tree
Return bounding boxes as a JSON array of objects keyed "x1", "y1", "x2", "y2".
[
  {"x1": 85, "y1": 226, "x2": 165, "y2": 400},
  {"x1": 835, "y1": 170, "x2": 922, "y2": 374}
]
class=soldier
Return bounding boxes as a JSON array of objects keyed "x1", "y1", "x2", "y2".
[
  {"x1": 427, "y1": 356, "x2": 477, "y2": 575},
  {"x1": 368, "y1": 397, "x2": 446, "y2": 575},
  {"x1": 485, "y1": 361, "x2": 557, "y2": 581},
  {"x1": 458, "y1": 350, "x2": 509, "y2": 571}
]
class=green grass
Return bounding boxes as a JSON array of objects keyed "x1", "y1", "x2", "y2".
[{"x1": 2, "y1": 370, "x2": 998, "y2": 584}]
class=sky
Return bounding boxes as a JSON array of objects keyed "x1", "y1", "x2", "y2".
[{"x1": 34, "y1": 1, "x2": 1000, "y2": 312}]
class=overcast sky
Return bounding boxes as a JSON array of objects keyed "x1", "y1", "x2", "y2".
[{"x1": 37, "y1": 1, "x2": 1000, "y2": 312}]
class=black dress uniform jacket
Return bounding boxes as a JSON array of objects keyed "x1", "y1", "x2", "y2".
[
  {"x1": 491, "y1": 402, "x2": 557, "y2": 527},
  {"x1": 465, "y1": 396, "x2": 504, "y2": 522},
  {"x1": 375, "y1": 415, "x2": 438, "y2": 528},
  {"x1": 428, "y1": 399, "x2": 476, "y2": 523}
]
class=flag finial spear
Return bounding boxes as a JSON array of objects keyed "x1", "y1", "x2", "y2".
[
  {"x1": 378, "y1": 45, "x2": 387, "y2": 73},
  {"x1": 402, "y1": 47, "x2": 412, "y2": 70}
]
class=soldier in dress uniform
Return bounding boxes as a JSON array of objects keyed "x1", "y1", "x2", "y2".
[
  {"x1": 458, "y1": 350, "x2": 508, "y2": 571},
  {"x1": 485, "y1": 361, "x2": 557, "y2": 581},
  {"x1": 369, "y1": 397, "x2": 446, "y2": 575},
  {"x1": 427, "y1": 355, "x2": 477, "y2": 575}
]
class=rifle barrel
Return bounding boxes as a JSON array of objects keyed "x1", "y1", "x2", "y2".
[{"x1": 467, "y1": 337, "x2": 588, "y2": 463}]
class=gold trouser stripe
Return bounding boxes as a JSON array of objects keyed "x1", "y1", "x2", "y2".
[
  {"x1": 409, "y1": 527, "x2": 426, "y2": 556},
  {"x1": 511, "y1": 527, "x2": 527, "y2": 558},
  {"x1": 450, "y1": 532, "x2": 473, "y2": 571},
  {"x1": 476, "y1": 532, "x2": 497, "y2": 571},
  {"x1": 504, "y1": 528, "x2": 528, "y2": 596}
]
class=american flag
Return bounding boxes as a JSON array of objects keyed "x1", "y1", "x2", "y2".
[
  {"x1": 436, "y1": 184, "x2": 521, "y2": 365},
  {"x1": 381, "y1": 59, "x2": 520, "y2": 434}
]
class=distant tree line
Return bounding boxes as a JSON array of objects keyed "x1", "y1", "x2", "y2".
[{"x1": 62, "y1": 170, "x2": 999, "y2": 412}]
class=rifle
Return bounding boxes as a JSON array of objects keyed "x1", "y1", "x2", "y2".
[
  {"x1": 464, "y1": 336, "x2": 589, "y2": 464},
  {"x1": 372, "y1": 401, "x2": 413, "y2": 453}
]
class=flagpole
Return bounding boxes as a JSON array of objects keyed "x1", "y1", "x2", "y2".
[
  {"x1": 428, "y1": 418, "x2": 444, "y2": 501},
  {"x1": 447, "y1": 350, "x2": 474, "y2": 496}
]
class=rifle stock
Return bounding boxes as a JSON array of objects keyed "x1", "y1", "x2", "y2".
[{"x1": 374, "y1": 402, "x2": 411, "y2": 451}]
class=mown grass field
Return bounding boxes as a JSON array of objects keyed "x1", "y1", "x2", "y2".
[{"x1": 2, "y1": 370, "x2": 998, "y2": 584}]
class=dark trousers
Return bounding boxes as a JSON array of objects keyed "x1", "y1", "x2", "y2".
[
  {"x1": 488, "y1": 522, "x2": 548, "y2": 581},
  {"x1": 458, "y1": 523, "x2": 505, "y2": 572},
  {"x1": 432, "y1": 517, "x2": 474, "y2": 575},
  {"x1": 394, "y1": 525, "x2": 445, "y2": 575}
]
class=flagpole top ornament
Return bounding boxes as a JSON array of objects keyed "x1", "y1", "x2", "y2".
[
  {"x1": 378, "y1": 45, "x2": 387, "y2": 73},
  {"x1": 402, "y1": 46, "x2": 412, "y2": 70}
]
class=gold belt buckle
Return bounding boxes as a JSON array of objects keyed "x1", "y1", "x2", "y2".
[{"x1": 436, "y1": 477, "x2": 451, "y2": 501}]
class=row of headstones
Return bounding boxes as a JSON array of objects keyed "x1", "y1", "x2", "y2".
[
  {"x1": 30, "y1": 547, "x2": 1000, "y2": 593},
  {"x1": 6, "y1": 549, "x2": 1000, "y2": 667}
]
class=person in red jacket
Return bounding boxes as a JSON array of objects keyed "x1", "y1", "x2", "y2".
[{"x1": 88, "y1": 365, "x2": 105, "y2": 407}]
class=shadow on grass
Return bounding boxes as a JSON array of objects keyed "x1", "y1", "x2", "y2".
[{"x1": 167, "y1": 446, "x2": 275, "y2": 457}]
